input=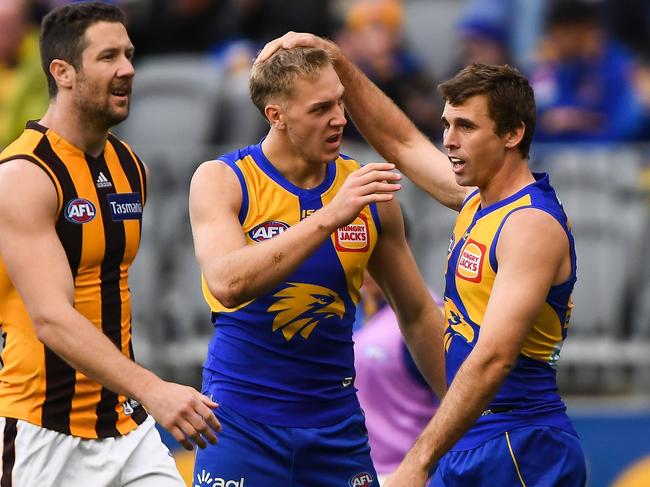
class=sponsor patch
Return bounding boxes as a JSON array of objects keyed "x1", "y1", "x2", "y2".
[
  {"x1": 248, "y1": 220, "x2": 290, "y2": 242},
  {"x1": 455, "y1": 239, "x2": 486, "y2": 283},
  {"x1": 349, "y1": 472, "x2": 374, "y2": 487},
  {"x1": 106, "y1": 193, "x2": 143, "y2": 221},
  {"x1": 335, "y1": 214, "x2": 370, "y2": 252},
  {"x1": 195, "y1": 469, "x2": 246, "y2": 487},
  {"x1": 65, "y1": 198, "x2": 96, "y2": 224}
]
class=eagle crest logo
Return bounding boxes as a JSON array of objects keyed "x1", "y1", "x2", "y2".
[
  {"x1": 443, "y1": 298, "x2": 475, "y2": 351},
  {"x1": 268, "y1": 283, "x2": 345, "y2": 341}
]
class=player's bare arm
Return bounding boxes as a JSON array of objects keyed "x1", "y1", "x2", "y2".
[
  {"x1": 383, "y1": 208, "x2": 570, "y2": 487},
  {"x1": 191, "y1": 160, "x2": 401, "y2": 308},
  {"x1": 367, "y1": 198, "x2": 447, "y2": 399},
  {"x1": 257, "y1": 32, "x2": 470, "y2": 211},
  {"x1": 0, "y1": 160, "x2": 221, "y2": 451}
]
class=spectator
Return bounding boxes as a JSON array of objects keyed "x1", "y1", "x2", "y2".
[
  {"x1": 454, "y1": 0, "x2": 513, "y2": 71},
  {"x1": 530, "y1": 0, "x2": 644, "y2": 142},
  {"x1": 0, "y1": 0, "x2": 48, "y2": 149},
  {"x1": 629, "y1": 45, "x2": 650, "y2": 140},
  {"x1": 128, "y1": 0, "x2": 336, "y2": 57}
]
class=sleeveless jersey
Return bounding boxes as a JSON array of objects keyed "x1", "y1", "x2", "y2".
[
  {"x1": 201, "y1": 143, "x2": 381, "y2": 427},
  {"x1": 444, "y1": 173, "x2": 578, "y2": 450},
  {"x1": 0, "y1": 121, "x2": 148, "y2": 439}
]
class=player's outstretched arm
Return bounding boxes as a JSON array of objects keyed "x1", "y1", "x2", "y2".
[
  {"x1": 0, "y1": 160, "x2": 220, "y2": 451},
  {"x1": 257, "y1": 32, "x2": 470, "y2": 211},
  {"x1": 190, "y1": 160, "x2": 401, "y2": 308},
  {"x1": 383, "y1": 208, "x2": 569, "y2": 486},
  {"x1": 367, "y1": 199, "x2": 447, "y2": 399}
]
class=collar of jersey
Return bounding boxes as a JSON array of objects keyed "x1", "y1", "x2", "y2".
[
  {"x1": 250, "y1": 142, "x2": 337, "y2": 198},
  {"x1": 27, "y1": 120, "x2": 106, "y2": 162},
  {"x1": 475, "y1": 172, "x2": 550, "y2": 218}
]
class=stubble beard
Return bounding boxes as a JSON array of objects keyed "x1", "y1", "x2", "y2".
[{"x1": 75, "y1": 78, "x2": 129, "y2": 131}]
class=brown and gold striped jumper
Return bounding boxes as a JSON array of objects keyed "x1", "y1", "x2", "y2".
[{"x1": 0, "y1": 120, "x2": 148, "y2": 438}]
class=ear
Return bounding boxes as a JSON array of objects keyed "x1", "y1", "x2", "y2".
[
  {"x1": 49, "y1": 59, "x2": 75, "y2": 91},
  {"x1": 265, "y1": 104, "x2": 286, "y2": 130},
  {"x1": 504, "y1": 121, "x2": 525, "y2": 149}
]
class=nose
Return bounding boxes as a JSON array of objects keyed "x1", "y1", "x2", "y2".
[
  {"x1": 117, "y1": 56, "x2": 135, "y2": 78},
  {"x1": 443, "y1": 126, "x2": 458, "y2": 150},
  {"x1": 331, "y1": 104, "x2": 347, "y2": 127}
]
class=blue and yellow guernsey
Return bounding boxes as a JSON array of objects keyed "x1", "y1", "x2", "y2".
[
  {"x1": 444, "y1": 173, "x2": 579, "y2": 450},
  {"x1": 201, "y1": 143, "x2": 381, "y2": 427}
]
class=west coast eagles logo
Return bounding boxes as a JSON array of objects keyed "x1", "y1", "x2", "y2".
[{"x1": 268, "y1": 283, "x2": 345, "y2": 341}]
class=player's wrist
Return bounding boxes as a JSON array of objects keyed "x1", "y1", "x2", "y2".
[{"x1": 311, "y1": 206, "x2": 342, "y2": 235}]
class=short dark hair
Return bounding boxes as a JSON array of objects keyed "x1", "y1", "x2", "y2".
[
  {"x1": 438, "y1": 63, "x2": 536, "y2": 159},
  {"x1": 249, "y1": 47, "x2": 333, "y2": 118},
  {"x1": 40, "y1": 2, "x2": 126, "y2": 97}
]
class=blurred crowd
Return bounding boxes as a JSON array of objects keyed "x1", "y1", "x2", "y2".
[{"x1": 3, "y1": 0, "x2": 650, "y2": 150}]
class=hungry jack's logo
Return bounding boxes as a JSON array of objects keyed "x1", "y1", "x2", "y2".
[
  {"x1": 335, "y1": 214, "x2": 370, "y2": 252},
  {"x1": 456, "y1": 239, "x2": 486, "y2": 283}
]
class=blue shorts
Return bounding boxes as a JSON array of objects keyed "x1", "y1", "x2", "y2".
[
  {"x1": 430, "y1": 426, "x2": 586, "y2": 486},
  {"x1": 193, "y1": 401, "x2": 377, "y2": 487}
]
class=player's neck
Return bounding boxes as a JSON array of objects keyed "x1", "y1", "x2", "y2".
[
  {"x1": 39, "y1": 100, "x2": 109, "y2": 158},
  {"x1": 478, "y1": 157, "x2": 535, "y2": 208},
  {"x1": 261, "y1": 131, "x2": 328, "y2": 189}
]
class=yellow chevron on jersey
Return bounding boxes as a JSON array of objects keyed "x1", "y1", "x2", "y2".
[
  {"x1": 199, "y1": 143, "x2": 383, "y2": 426},
  {"x1": 201, "y1": 147, "x2": 379, "y2": 327},
  {"x1": 444, "y1": 174, "x2": 578, "y2": 449},
  {"x1": 446, "y1": 176, "x2": 574, "y2": 365}
]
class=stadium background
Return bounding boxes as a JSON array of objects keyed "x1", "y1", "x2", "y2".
[{"x1": 2, "y1": 0, "x2": 650, "y2": 485}]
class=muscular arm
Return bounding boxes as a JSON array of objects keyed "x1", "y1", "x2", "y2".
[
  {"x1": 385, "y1": 209, "x2": 570, "y2": 486},
  {"x1": 0, "y1": 160, "x2": 220, "y2": 450},
  {"x1": 190, "y1": 160, "x2": 401, "y2": 308},
  {"x1": 367, "y1": 198, "x2": 446, "y2": 398},
  {"x1": 257, "y1": 33, "x2": 471, "y2": 211}
]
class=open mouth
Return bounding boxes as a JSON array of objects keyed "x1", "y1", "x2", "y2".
[
  {"x1": 448, "y1": 156, "x2": 466, "y2": 171},
  {"x1": 326, "y1": 133, "x2": 342, "y2": 144},
  {"x1": 110, "y1": 87, "x2": 131, "y2": 99}
]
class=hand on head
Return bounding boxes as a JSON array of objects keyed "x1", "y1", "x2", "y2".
[{"x1": 256, "y1": 32, "x2": 337, "y2": 64}]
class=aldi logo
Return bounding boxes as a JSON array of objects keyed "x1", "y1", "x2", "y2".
[
  {"x1": 65, "y1": 198, "x2": 96, "y2": 224},
  {"x1": 248, "y1": 220, "x2": 290, "y2": 242},
  {"x1": 456, "y1": 239, "x2": 486, "y2": 283},
  {"x1": 335, "y1": 214, "x2": 370, "y2": 252}
]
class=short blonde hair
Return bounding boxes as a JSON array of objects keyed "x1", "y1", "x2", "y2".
[{"x1": 249, "y1": 47, "x2": 333, "y2": 117}]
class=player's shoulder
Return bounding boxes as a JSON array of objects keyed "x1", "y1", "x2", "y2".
[
  {"x1": 335, "y1": 152, "x2": 363, "y2": 174},
  {"x1": 192, "y1": 159, "x2": 239, "y2": 186},
  {"x1": 0, "y1": 157, "x2": 49, "y2": 181},
  {"x1": 0, "y1": 159, "x2": 58, "y2": 216},
  {"x1": 499, "y1": 207, "x2": 567, "y2": 256}
]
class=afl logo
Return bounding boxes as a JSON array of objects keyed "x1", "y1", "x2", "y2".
[
  {"x1": 349, "y1": 472, "x2": 374, "y2": 487},
  {"x1": 65, "y1": 198, "x2": 96, "y2": 224},
  {"x1": 248, "y1": 220, "x2": 290, "y2": 242}
]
